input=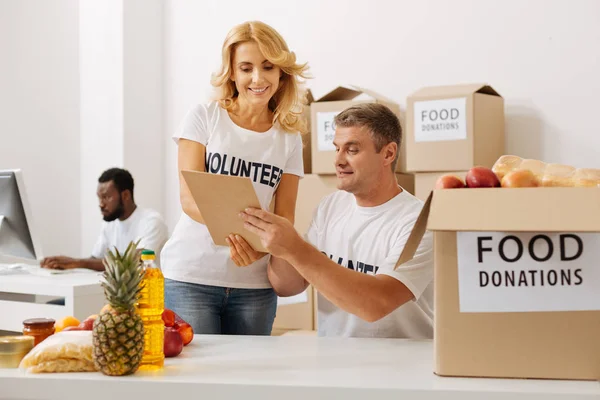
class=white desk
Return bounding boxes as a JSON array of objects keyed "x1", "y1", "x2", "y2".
[
  {"x1": 0, "y1": 269, "x2": 104, "y2": 331},
  {"x1": 1, "y1": 336, "x2": 598, "y2": 400}
]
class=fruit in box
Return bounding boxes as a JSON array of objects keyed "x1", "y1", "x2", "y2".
[
  {"x1": 164, "y1": 327, "x2": 183, "y2": 357},
  {"x1": 465, "y1": 167, "x2": 500, "y2": 188},
  {"x1": 492, "y1": 155, "x2": 523, "y2": 180},
  {"x1": 501, "y1": 169, "x2": 539, "y2": 188},
  {"x1": 435, "y1": 175, "x2": 465, "y2": 189}
]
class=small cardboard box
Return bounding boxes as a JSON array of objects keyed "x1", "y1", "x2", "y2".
[
  {"x1": 273, "y1": 285, "x2": 316, "y2": 332},
  {"x1": 300, "y1": 89, "x2": 314, "y2": 175},
  {"x1": 404, "y1": 83, "x2": 504, "y2": 172},
  {"x1": 311, "y1": 86, "x2": 402, "y2": 175},
  {"x1": 396, "y1": 187, "x2": 600, "y2": 380}
]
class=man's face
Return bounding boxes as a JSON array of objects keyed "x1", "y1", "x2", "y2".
[
  {"x1": 333, "y1": 125, "x2": 392, "y2": 196},
  {"x1": 97, "y1": 181, "x2": 124, "y2": 222}
]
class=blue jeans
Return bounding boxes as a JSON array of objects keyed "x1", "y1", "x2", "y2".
[{"x1": 164, "y1": 278, "x2": 277, "y2": 335}]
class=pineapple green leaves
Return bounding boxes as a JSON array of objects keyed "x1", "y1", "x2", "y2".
[{"x1": 101, "y1": 241, "x2": 145, "y2": 312}]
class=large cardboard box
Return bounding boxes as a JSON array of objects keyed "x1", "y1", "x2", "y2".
[
  {"x1": 396, "y1": 187, "x2": 600, "y2": 380},
  {"x1": 311, "y1": 86, "x2": 402, "y2": 175},
  {"x1": 403, "y1": 83, "x2": 504, "y2": 173}
]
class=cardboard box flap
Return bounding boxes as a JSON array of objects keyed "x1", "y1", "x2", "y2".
[
  {"x1": 303, "y1": 88, "x2": 315, "y2": 105},
  {"x1": 427, "y1": 187, "x2": 600, "y2": 232},
  {"x1": 410, "y1": 83, "x2": 501, "y2": 99},
  {"x1": 394, "y1": 194, "x2": 432, "y2": 269},
  {"x1": 349, "y1": 85, "x2": 397, "y2": 104},
  {"x1": 316, "y1": 86, "x2": 363, "y2": 102}
]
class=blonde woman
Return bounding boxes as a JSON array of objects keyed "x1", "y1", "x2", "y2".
[{"x1": 160, "y1": 21, "x2": 309, "y2": 335}]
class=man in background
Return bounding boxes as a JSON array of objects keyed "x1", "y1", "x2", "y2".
[{"x1": 41, "y1": 168, "x2": 168, "y2": 271}]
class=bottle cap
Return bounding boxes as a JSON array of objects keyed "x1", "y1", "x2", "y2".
[{"x1": 141, "y1": 249, "x2": 155, "y2": 261}]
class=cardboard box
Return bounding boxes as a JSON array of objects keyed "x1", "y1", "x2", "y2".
[
  {"x1": 300, "y1": 89, "x2": 314, "y2": 175},
  {"x1": 294, "y1": 174, "x2": 339, "y2": 235},
  {"x1": 403, "y1": 83, "x2": 504, "y2": 172},
  {"x1": 273, "y1": 286, "x2": 316, "y2": 332},
  {"x1": 396, "y1": 187, "x2": 600, "y2": 380},
  {"x1": 311, "y1": 86, "x2": 402, "y2": 175}
]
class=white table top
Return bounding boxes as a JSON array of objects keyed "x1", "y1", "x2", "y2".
[
  {"x1": 1, "y1": 335, "x2": 598, "y2": 400},
  {"x1": 0, "y1": 268, "x2": 103, "y2": 296}
]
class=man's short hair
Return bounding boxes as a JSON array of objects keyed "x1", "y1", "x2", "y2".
[
  {"x1": 334, "y1": 103, "x2": 402, "y2": 170},
  {"x1": 98, "y1": 168, "x2": 135, "y2": 200}
]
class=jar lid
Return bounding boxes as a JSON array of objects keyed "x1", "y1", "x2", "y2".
[
  {"x1": 23, "y1": 318, "x2": 55, "y2": 329},
  {"x1": 0, "y1": 335, "x2": 34, "y2": 354}
]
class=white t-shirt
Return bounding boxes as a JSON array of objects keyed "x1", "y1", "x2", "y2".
[
  {"x1": 160, "y1": 102, "x2": 304, "y2": 289},
  {"x1": 91, "y1": 207, "x2": 169, "y2": 265},
  {"x1": 306, "y1": 189, "x2": 434, "y2": 339}
]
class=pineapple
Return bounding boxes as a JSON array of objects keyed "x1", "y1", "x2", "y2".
[{"x1": 92, "y1": 241, "x2": 145, "y2": 376}]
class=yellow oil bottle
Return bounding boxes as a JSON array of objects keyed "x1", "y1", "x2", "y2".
[{"x1": 137, "y1": 249, "x2": 164, "y2": 370}]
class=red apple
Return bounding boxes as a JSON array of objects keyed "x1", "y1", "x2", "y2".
[
  {"x1": 435, "y1": 175, "x2": 466, "y2": 189},
  {"x1": 175, "y1": 322, "x2": 194, "y2": 346},
  {"x1": 164, "y1": 326, "x2": 183, "y2": 357},
  {"x1": 162, "y1": 309, "x2": 175, "y2": 327},
  {"x1": 465, "y1": 167, "x2": 500, "y2": 188},
  {"x1": 78, "y1": 315, "x2": 97, "y2": 331},
  {"x1": 173, "y1": 311, "x2": 187, "y2": 325},
  {"x1": 501, "y1": 169, "x2": 540, "y2": 188}
]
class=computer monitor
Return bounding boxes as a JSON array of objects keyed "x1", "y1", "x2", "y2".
[{"x1": 0, "y1": 169, "x2": 43, "y2": 263}]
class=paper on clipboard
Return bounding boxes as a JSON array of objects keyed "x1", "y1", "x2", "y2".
[{"x1": 181, "y1": 170, "x2": 267, "y2": 252}]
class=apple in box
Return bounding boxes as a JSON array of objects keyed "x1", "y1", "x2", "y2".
[
  {"x1": 465, "y1": 166, "x2": 500, "y2": 188},
  {"x1": 435, "y1": 175, "x2": 465, "y2": 189}
]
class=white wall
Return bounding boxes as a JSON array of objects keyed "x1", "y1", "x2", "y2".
[
  {"x1": 79, "y1": 0, "x2": 164, "y2": 256},
  {"x1": 0, "y1": 0, "x2": 164, "y2": 259},
  {"x1": 163, "y1": 0, "x2": 600, "y2": 230},
  {"x1": 0, "y1": 0, "x2": 81, "y2": 257},
  {"x1": 79, "y1": 0, "x2": 124, "y2": 256},
  {"x1": 2, "y1": 0, "x2": 599, "y2": 255}
]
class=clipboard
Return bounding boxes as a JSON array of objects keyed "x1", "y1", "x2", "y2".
[{"x1": 181, "y1": 170, "x2": 267, "y2": 252}]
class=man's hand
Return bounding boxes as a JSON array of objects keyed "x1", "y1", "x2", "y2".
[
  {"x1": 226, "y1": 234, "x2": 267, "y2": 267},
  {"x1": 40, "y1": 256, "x2": 81, "y2": 270},
  {"x1": 240, "y1": 208, "x2": 302, "y2": 261}
]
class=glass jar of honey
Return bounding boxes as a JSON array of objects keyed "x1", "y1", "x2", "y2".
[
  {"x1": 0, "y1": 335, "x2": 34, "y2": 368},
  {"x1": 22, "y1": 318, "x2": 56, "y2": 346}
]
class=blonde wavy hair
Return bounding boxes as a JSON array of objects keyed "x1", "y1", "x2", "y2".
[{"x1": 211, "y1": 21, "x2": 310, "y2": 134}]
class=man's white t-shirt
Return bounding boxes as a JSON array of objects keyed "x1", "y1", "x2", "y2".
[
  {"x1": 160, "y1": 102, "x2": 304, "y2": 289},
  {"x1": 91, "y1": 207, "x2": 169, "y2": 265},
  {"x1": 306, "y1": 189, "x2": 434, "y2": 339}
]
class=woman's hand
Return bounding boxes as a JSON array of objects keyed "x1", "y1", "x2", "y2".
[{"x1": 226, "y1": 234, "x2": 267, "y2": 267}]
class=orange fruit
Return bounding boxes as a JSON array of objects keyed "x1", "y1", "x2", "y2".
[{"x1": 55, "y1": 316, "x2": 80, "y2": 332}]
